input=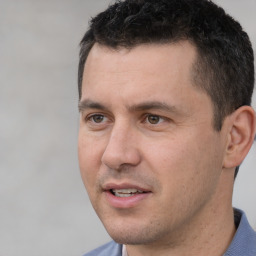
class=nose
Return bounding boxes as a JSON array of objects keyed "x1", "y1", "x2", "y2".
[{"x1": 101, "y1": 123, "x2": 141, "y2": 170}]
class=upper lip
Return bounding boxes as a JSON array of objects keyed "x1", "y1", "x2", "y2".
[{"x1": 102, "y1": 182, "x2": 152, "y2": 192}]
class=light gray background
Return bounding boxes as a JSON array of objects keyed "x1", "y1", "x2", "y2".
[{"x1": 0, "y1": 0, "x2": 255, "y2": 255}]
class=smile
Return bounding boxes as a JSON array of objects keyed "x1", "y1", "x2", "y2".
[
  {"x1": 111, "y1": 188, "x2": 145, "y2": 197},
  {"x1": 103, "y1": 184, "x2": 152, "y2": 208}
]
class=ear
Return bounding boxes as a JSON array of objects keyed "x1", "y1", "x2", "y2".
[{"x1": 223, "y1": 106, "x2": 255, "y2": 169}]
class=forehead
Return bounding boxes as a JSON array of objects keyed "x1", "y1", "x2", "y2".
[
  {"x1": 83, "y1": 42, "x2": 197, "y2": 87},
  {"x1": 81, "y1": 42, "x2": 210, "y2": 113},
  {"x1": 83, "y1": 41, "x2": 197, "y2": 81}
]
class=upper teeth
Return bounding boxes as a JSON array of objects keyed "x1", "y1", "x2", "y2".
[{"x1": 112, "y1": 188, "x2": 143, "y2": 197}]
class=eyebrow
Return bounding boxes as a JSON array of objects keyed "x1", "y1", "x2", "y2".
[
  {"x1": 78, "y1": 99, "x2": 181, "y2": 115},
  {"x1": 78, "y1": 99, "x2": 107, "y2": 112},
  {"x1": 127, "y1": 101, "x2": 179, "y2": 113}
]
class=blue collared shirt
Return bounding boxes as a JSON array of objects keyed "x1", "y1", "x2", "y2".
[
  {"x1": 223, "y1": 209, "x2": 256, "y2": 256},
  {"x1": 84, "y1": 209, "x2": 256, "y2": 256}
]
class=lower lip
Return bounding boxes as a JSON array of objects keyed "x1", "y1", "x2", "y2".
[{"x1": 104, "y1": 191, "x2": 151, "y2": 209}]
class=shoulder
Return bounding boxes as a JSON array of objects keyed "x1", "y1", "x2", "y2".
[{"x1": 83, "y1": 241, "x2": 122, "y2": 256}]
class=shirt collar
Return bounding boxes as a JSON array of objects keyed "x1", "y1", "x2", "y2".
[{"x1": 223, "y1": 208, "x2": 256, "y2": 255}]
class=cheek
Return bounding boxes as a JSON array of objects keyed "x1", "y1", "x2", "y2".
[
  {"x1": 78, "y1": 133, "x2": 102, "y2": 190},
  {"x1": 145, "y1": 132, "x2": 222, "y2": 196},
  {"x1": 145, "y1": 136, "x2": 190, "y2": 176}
]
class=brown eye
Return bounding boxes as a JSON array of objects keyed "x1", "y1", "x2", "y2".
[
  {"x1": 147, "y1": 115, "x2": 161, "y2": 124},
  {"x1": 91, "y1": 115, "x2": 105, "y2": 123}
]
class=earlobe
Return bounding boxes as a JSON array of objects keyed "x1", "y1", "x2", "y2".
[{"x1": 223, "y1": 106, "x2": 255, "y2": 169}]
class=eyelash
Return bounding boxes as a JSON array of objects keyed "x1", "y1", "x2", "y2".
[
  {"x1": 142, "y1": 114, "x2": 165, "y2": 125},
  {"x1": 84, "y1": 113, "x2": 170, "y2": 129},
  {"x1": 86, "y1": 114, "x2": 108, "y2": 124}
]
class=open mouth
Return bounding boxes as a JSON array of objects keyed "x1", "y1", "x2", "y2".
[
  {"x1": 104, "y1": 185, "x2": 152, "y2": 208},
  {"x1": 110, "y1": 188, "x2": 147, "y2": 197}
]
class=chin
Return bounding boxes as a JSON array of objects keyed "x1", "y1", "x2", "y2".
[
  {"x1": 110, "y1": 233, "x2": 156, "y2": 245},
  {"x1": 104, "y1": 221, "x2": 167, "y2": 246}
]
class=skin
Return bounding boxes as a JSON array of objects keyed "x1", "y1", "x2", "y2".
[{"x1": 78, "y1": 42, "x2": 254, "y2": 256}]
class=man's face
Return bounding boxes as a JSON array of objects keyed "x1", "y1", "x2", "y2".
[{"x1": 78, "y1": 42, "x2": 229, "y2": 246}]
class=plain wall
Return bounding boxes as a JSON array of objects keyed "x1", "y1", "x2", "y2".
[{"x1": 0, "y1": 1, "x2": 255, "y2": 255}]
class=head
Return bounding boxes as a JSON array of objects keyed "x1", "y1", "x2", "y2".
[
  {"x1": 78, "y1": 0, "x2": 254, "y2": 131},
  {"x1": 78, "y1": 0, "x2": 255, "y2": 251}
]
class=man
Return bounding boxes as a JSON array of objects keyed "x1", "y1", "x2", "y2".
[{"x1": 78, "y1": 0, "x2": 256, "y2": 255}]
